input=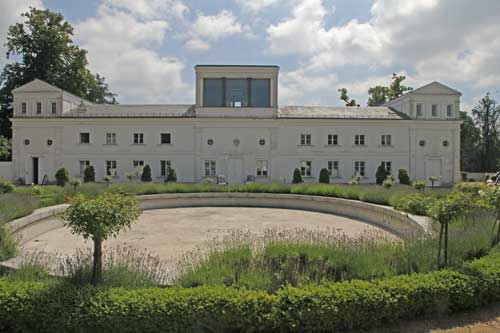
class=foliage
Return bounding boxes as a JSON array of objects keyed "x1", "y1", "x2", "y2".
[
  {"x1": 388, "y1": 73, "x2": 413, "y2": 99},
  {"x1": 398, "y1": 168, "x2": 411, "y2": 185},
  {"x1": 166, "y1": 166, "x2": 177, "y2": 183},
  {"x1": 460, "y1": 111, "x2": 481, "y2": 171},
  {"x1": 0, "y1": 177, "x2": 14, "y2": 194},
  {"x1": 63, "y1": 193, "x2": 141, "y2": 285},
  {"x1": 103, "y1": 175, "x2": 112, "y2": 185},
  {"x1": 83, "y1": 166, "x2": 95, "y2": 183},
  {"x1": 0, "y1": 8, "x2": 116, "y2": 138},
  {"x1": 472, "y1": 93, "x2": 500, "y2": 172},
  {"x1": 394, "y1": 193, "x2": 436, "y2": 216},
  {"x1": 349, "y1": 175, "x2": 360, "y2": 185},
  {"x1": 292, "y1": 168, "x2": 303, "y2": 184},
  {"x1": 0, "y1": 226, "x2": 16, "y2": 261},
  {"x1": 4, "y1": 247, "x2": 500, "y2": 332},
  {"x1": 69, "y1": 178, "x2": 81, "y2": 190},
  {"x1": 0, "y1": 136, "x2": 11, "y2": 161},
  {"x1": 382, "y1": 176, "x2": 394, "y2": 189},
  {"x1": 141, "y1": 165, "x2": 152, "y2": 182},
  {"x1": 338, "y1": 88, "x2": 358, "y2": 106},
  {"x1": 429, "y1": 176, "x2": 440, "y2": 188},
  {"x1": 54, "y1": 168, "x2": 69, "y2": 187},
  {"x1": 375, "y1": 163, "x2": 389, "y2": 184},
  {"x1": 367, "y1": 85, "x2": 389, "y2": 106},
  {"x1": 413, "y1": 180, "x2": 426, "y2": 192},
  {"x1": 318, "y1": 168, "x2": 329, "y2": 184}
]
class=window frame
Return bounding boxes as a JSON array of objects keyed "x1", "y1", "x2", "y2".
[
  {"x1": 133, "y1": 133, "x2": 144, "y2": 145},
  {"x1": 106, "y1": 160, "x2": 117, "y2": 176},
  {"x1": 300, "y1": 160, "x2": 312, "y2": 177},
  {"x1": 416, "y1": 103, "x2": 423, "y2": 117},
  {"x1": 21, "y1": 102, "x2": 27, "y2": 114},
  {"x1": 160, "y1": 160, "x2": 172, "y2": 177},
  {"x1": 355, "y1": 134, "x2": 365, "y2": 146},
  {"x1": 300, "y1": 134, "x2": 312, "y2": 145},
  {"x1": 80, "y1": 132, "x2": 90, "y2": 144},
  {"x1": 256, "y1": 160, "x2": 268, "y2": 177},
  {"x1": 381, "y1": 134, "x2": 392, "y2": 146},
  {"x1": 381, "y1": 161, "x2": 392, "y2": 174},
  {"x1": 327, "y1": 160, "x2": 339, "y2": 177},
  {"x1": 106, "y1": 133, "x2": 117, "y2": 145},
  {"x1": 202, "y1": 78, "x2": 271, "y2": 108},
  {"x1": 51, "y1": 102, "x2": 57, "y2": 114},
  {"x1": 35, "y1": 101, "x2": 42, "y2": 114},
  {"x1": 354, "y1": 161, "x2": 366, "y2": 177},
  {"x1": 431, "y1": 104, "x2": 438, "y2": 117},
  {"x1": 446, "y1": 104, "x2": 453, "y2": 117},
  {"x1": 79, "y1": 160, "x2": 90, "y2": 175},
  {"x1": 133, "y1": 160, "x2": 144, "y2": 168},
  {"x1": 204, "y1": 160, "x2": 216, "y2": 177},
  {"x1": 160, "y1": 133, "x2": 171, "y2": 145},
  {"x1": 327, "y1": 134, "x2": 338, "y2": 146}
]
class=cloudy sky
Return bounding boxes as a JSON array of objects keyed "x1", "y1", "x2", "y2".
[{"x1": 2, "y1": 0, "x2": 500, "y2": 110}]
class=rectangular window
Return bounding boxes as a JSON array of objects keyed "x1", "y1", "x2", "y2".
[
  {"x1": 300, "y1": 160, "x2": 312, "y2": 177},
  {"x1": 160, "y1": 160, "x2": 171, "y2": 177},
  {"x1": 106, "y1": 160, "x2": 117, "y2": 176},
  {"x1": 51, "y1": 102, "x2": 57, "y2": 114},
  {"x1": 80, "y1": 133, "x2": 90, "y2": 144},
  {"x1": 327, "y1": 134, "x2": 338, "y2": 145},
  {"x1": 381, "y1": 134, "x2": 392, "y2": 146},
  {"x1": 355, "y1": 134, "x2": 365, "y2": 146},
  {"x1": 21, "y1": 102, "x2": 27, "y2": 114},
  {"x1": 79, "y1": 160, "x2": 90, "y2": 175},
  {"x1": 381, "y1": 161, "x2": 392, "y2": 174},
  {"x1": 300, "y1": 134, "x2": 312, "y2": 145},
  {"x1": 133, "y1": 133, "x2": 144, "y2": 144},
  {"x1": 226, "y1": 79, "x2": 248, "y2": 107},
  {"x1": 256, "y1": 160, "x2": 268, "y2": 177},
  {"x1": 328, "y1": 161, "x2": 339, "y2": 177},
  {"x1": 432, "y1": 104, "x2": 438, "y2": 117},
  {"x1": 204, "y1": 160, "x2": 216, "y2": 177},
  {"x1": 354, "y1": 161, "x2": 365, "y2": 177},
  {"x1": 160, "y1": 133, "x2": 171, "y2": 144},
  {"x1": 250, "y1": 79, "x2": 270, "y2": 107},
  {"x1": 447, "y1": 104, "x2": 453, "y2": 117},
  {"x1": 133, "y1": 160, "x2": 144, "y2": 168},
  {"x1": 106, "y1": 133, "x2": 117, "y2": 145},
  {"x1": 416, "y1": 103, "x2": 423, "y2": 117},
  {"x1": 36, "y1": 102, "x2": 42, "y2": 114},
  {"x1": 203, "y1": 78, "x2": 224, "y2": 107}
]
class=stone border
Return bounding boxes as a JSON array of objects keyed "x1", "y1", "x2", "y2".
[{"x1": 5, "y1": 193, "x2": 430, "y2": 245}]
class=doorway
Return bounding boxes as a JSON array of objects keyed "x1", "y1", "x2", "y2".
[
  {"x1": 32, "y1": 157, "x2": 39, "y2": 184},
  {"x1": 227, "y1": 158, "x2": 243, "y2": 184}
]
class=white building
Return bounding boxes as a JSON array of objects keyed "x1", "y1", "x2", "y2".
[{"x1": 10, "y1": 65, "x2": 461, "y2": 185}]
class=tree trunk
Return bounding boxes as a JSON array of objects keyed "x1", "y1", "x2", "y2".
[
  {"x1": 91, "y1": 237, "x2": 103, "y2": 286},
  {"x1": 444, "y1": 222, "x2": 449, "y2": 267},
  {"x1": 437, "y1": 223, "x2": 444, "y2": 268}
]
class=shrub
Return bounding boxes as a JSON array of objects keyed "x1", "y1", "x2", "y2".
[
  {"x1": 54, "y1": 168, "x2": 69, "y2": 187},
  {"x1": 413, "y1": 180, "x2": 426, "y2": 192},
  {"x1": 318, "y1": 168, "x2": 329, "y2": 184},
  {"x1": 394, "y1": 193, "x2": 436, "y2": 216},
  {"x1": 83, "y1": 166, "x2": 95, "y2": 183},
  {"x1": 141, "y1": 165, "x2": 152, "y2": 182},
  {"x1": 382, "y1": 176, "x2": 393, "y2": 189},
  {"x1": 0, "y1": 177, "x2": 14, "y2": 194},
  {"x1": 349, "y1": 175, "x2": 360, "y2": 185},
  {"x1": 454, "y1": 182, "x2": 485, "y2": 196},
  {"x1": 398, "y1": 169, "x2": 411, "y2": 185},
  {"x1": 166, "y1": 167, "x2": 177, "y2": 183},
  {"x1": 292, "y1": 168, "x2": 303, "y2": 184},
  {"x1": 429, "y1": 176, "x2": 440, "y2": 188},
  {"x1": 375, "y1": 164, "x2": 388, "y2": 185}
]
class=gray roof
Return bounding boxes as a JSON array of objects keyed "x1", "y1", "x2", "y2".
[
  {"x1": 62, "y1": 104, "x2": 196, "y2": 118},
  {"x1": 277, "y1": 106, "x2": 407, "y2": 119}
]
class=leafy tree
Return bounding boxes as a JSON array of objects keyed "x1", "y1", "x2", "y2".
[
  {"x1": 479, "y1": 187, "x2": 500, "y2": 244},
  {"x1": 367, "y1": 86, "x2": 389, "y2": 106},
  {"x1": 338, "y1": 88, "x2": 358, "y2": 106},
  {"x1": 0, "y1": 136, "x2": 11, "y2": 161},
  {"x1": 166, "y1": 166, "x2": 177, "y2": 183},
  {"x1": 459, "y1": 111, "x2": 481, "y2": 171},
  {"x1": 63, "y1": 192, "x2": 141, "y2": 285},
  {"x1": 141, "y1": 165, "x2": 152, "y2": 182},
  {"x1": 397, "y1": 169, "x2": 411, "y2": 185},
  {"x1": 83, "y1": 165, "x2": 95, "y2": 183},
  {"x1": 319, "y1": 168, "x2": 330, "y2": 184},
  {"x1": 472, "y1": 93, "x2": 500, "y2": 172},
  {"x1": 388, "y1": 73, "x2": 413, "y2": 100},
  {"x1": 54, "y1": 167, "x2": 69, "y2": 186},
  {"x1": 0, "y1": 8, "x2": 117, "y2": 138},
  {"x1": 429, "y1": 176, "x2": 440, "y2": 188},
  {"x1": 375, "y1": 163, "x2": 389, "y2": 185},
  {"x1": 292, "y1": 168, "x2": 303, "y2": 184},
  {"x1": 413, "y1": 180, "x2": 426, "y2": 192}
]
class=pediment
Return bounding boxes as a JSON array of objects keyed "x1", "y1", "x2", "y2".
[
  {"x1": 12, "y1": 79, "x2": 62, "y2": 93},
  {"x1": 412, "y1": 81, "x2": 461, "y2": 96}
]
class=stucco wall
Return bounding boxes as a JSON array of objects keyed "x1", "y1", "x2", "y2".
[{"x1": 0, "y1": 162, "x2": 13, "y2": 180}]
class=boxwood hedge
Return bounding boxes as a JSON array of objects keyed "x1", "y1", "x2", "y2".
[{"x1": 1, "y1": 247, "x2": 500, "y2": 332}]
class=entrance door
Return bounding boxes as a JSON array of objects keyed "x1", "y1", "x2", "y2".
[
  {"x1": 32, "y1": 157, "x2": 39, "y2": 184},
  {"x1": 425, "y1": 158, "x2": 442, "y2": 186},
  {"x1": 227, "y1": 158, "x2": 243, "y2": 184}
]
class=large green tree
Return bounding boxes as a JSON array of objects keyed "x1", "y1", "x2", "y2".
[
  {"x1": 367, "y1": 74, "x2": 413, "y2": 106},
  {"x1": 459, "y1": 111, "x2": 481, "y2": 171},
  {"x1": 472, "y1": 93, "x2": 500, "y2": 172},
  {"x1": 0, "y1": 7, "x2": 117, "y2": 138}
]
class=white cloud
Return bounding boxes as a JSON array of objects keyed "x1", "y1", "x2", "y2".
[
  {"x1": 236, "y1": 0, "x2": 280, "y2": 12},
  {"x1": 279, "y1": 68, "x2": 338, "y2": 105},
  {"x1": 0, "y1": 0, "x2": 43, "y2": 68},
  {"x1": 103, "y1": 0, "x2": 188, "y2": 20},
  {"x1": 75, "y1": 2, "x2": 190, "y2": 104},
  {"x1": 184, "y1": 39, "x2": 210, "y2": 51}
]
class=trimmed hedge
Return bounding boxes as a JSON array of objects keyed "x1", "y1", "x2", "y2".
[{"x1": 2, "y1": 247, "x2": 500, "y2": 332}]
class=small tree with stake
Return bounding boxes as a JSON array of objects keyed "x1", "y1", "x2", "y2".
[{"x1": 63, "y1": 192, "x2": 141, "y2": 285}]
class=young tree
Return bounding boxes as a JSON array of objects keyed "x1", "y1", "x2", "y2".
[
  {"x1": 63, "y1": 193, "x2": 141, "y2": 285},
  {"x1": 292, "y1": 168, "x2": 303, "y2": 184},
  {"x1": 429, "y1": 176, "x2": 440, "y2": 188},
  {"x1": 367, "y1": 86, "x2": 389, "y2": 106},
  {"x1": 55, "y1": 167, "x2": 69, "y2": 187},
  {"x1": 338, "y1": 88, "x2": 359, "y2": 107},
  {"x1": 0, "y1": 8, "x2": 117, "y2": 138},
  {"x1": 375, "y1": 163, "x2": 389, "y2": 185},
  {"x1": 459, "y1": 111, "x2": 481, "y2": 171},
  {"x1": 83, "y1": 166, "x2": 95, "y2": 183},
  {"x1": 166, "y1": 166, "x2": 177, "y2": 182},
  {"x1": 319, "y1": 168, "x2": 330, "y2": 184},
  {"x1": 472, "y1": 93, "x2": 500, "y2": 172},
  {"x1": 141, "y1": 165, "x2": 152, "y2": 182}
]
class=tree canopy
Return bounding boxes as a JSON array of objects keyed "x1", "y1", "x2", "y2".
[
  {"x1": 338, "y1": 88, "x2": 358, "y2": 106},
  {"x1": 472, "y1": 93, "x2": 500, "y2": 172},
  {"x1": 0, "y1": 7, "x2": 117, "y2": 137},
  {"x1": 366, "y1": 74, "x2": 413, "y2": 106}
]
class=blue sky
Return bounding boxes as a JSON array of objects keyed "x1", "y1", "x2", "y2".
[{"x1": 2, "y1": 0, "x2": 500, "y2": 110}]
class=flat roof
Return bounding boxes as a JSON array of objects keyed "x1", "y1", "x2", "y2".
[{"x1": 195, "y1": 64, "x2": 279, "y2": 68}]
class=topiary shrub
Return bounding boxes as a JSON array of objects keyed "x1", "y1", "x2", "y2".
[
  {"x1": 292, "y1": 168, "x2": 303, "y2": 184},
  {"x1": 318, "y1": 168, "x2": 329, "y2": 184},
  {"x1": 83, "y1": 166, "x2": 95, "y2": 183},
  {"x1": 349, "y1": 175, "x2": 361, "y2": 185},
  {"x1": 375, "y1": 164, "x2": 388, "y2": 185},
  {"x1": 0, "y1": 177, "x2": 14, "y2": 194},
  {"x1": 398, "y1": 169, "x2": 411, "y2": 185},
  {"x1": 141, "y1": 165, "x2": 152, "y2": 182},
  {"x1": 54, "y1": 168, "x2": 69, "y2": 187},
  {"x1": 413, "y1": 180, "x2": 426, "y2": 192},
  {"x1": 166, "y1": 167, "x2": 177, "y2": 183},
  {"x1": 382, "y1": 176, "x2": 393, "y2": 189}
]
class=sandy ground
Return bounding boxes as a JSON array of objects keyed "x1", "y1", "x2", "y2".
[{"x1": 21, "y1": 207, "x2": 393, "y2": 264}]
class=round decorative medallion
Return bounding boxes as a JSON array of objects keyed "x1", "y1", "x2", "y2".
[
  {"x1": 259, "y1": 139, "x2": 266, "y2": 146},
  {"x1": 419, "y1": 140, "x2": 426, "y2": 147},
  {"x1": 47, "y1": 139, "x2": 53, "y2": 146},
  {"x1": 207, "y1": 139, "x2": 214, "y2": 146},
  {"x1": 24, "y1": 139, "x2": 30, "y2": 146},
  {"x1": 442, "y1": 140, "x2": 449, "y2": 147},
  {"x1": 233, "y1": 138, "x2": 240, "y2": 147}
]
